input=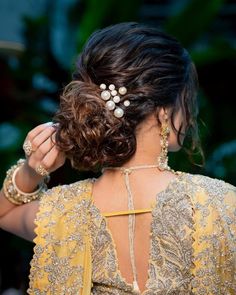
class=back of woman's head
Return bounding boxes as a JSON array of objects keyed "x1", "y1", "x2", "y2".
[{"x1": 54, "y1": 22, "x2": 199, "y2": 171}]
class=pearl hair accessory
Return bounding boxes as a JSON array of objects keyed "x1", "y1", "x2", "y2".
[{"x1": 99, "y1": 83, "x2": 129, "y2": 118}]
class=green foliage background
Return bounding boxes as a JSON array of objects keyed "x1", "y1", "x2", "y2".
[{"x1": 0, "y1": 0, "x2": 235, "y2": 292}]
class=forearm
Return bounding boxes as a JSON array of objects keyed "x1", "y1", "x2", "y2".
[
  {"x1": 0, "y1": 189, "x2": 16, "y2": 218},
  {"x1": 0, "y1": 183, "x2": 40, "y2": 240}
]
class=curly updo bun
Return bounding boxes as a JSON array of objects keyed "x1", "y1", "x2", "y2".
[{"x1": 54, "y1": 22, "x2": 199, "y2": 171}]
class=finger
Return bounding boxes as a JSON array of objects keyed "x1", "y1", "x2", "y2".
[
  {"x1": 31, "y1": 127, "x2": 56, "y2": 151},
  {"x1": 33, "y1": 136, "x2": 55, "y2": 160},
  {"x1": 28, "y1": 135, "x2": 55, "y2": 166},
  {"x1": 55, "y1": 151, "x2": 66, "y2": 168},
  {"x1": 26, "y1": 122, "x2": 53, "y2": 143},
  {"x1": 50, "y1": 133, "x2": 65, "y2": 163},
  {"x1": 29, "y1": 148, "x2": 65, "y2": 175},
  {"x1": 41, "y1": 145, "x2": 61, "y2": 171},
  {"x1": 28, "y1": 144, "x2": 58, "y2": 173}
]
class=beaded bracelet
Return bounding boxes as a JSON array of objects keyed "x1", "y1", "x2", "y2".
[{"x1": 3, "y1": 159, "x2": 49, "y2": 205}]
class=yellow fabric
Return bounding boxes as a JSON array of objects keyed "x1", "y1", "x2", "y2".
[
  {"x1": 191, "y1": 186, "x2": 236, "y2": 294},
  {"x1": 28, "y1": 174, "x2": 236, "y2": 294},
  {"x1": 102, "y1": 208, "x2": 152, "y2": 217},
  {"x1": 28, "y1": 181, "x2": 93, "y2": 294}
]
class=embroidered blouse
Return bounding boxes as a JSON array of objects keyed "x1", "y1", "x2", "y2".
[{"x1": 28, "y1": 173, "x2": 236, "y2": 295}]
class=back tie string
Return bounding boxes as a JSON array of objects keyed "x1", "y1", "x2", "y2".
[{"x1": 102, "y1": 164, "x2": 160, "y2": 293}]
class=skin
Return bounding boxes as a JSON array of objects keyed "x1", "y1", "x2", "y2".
[
  {"x1": 0, "y1": 123, "x2": 65, "y2": 240},
  {"x1": 0, "y1": 107, "x2": 185, "y2": 293}
]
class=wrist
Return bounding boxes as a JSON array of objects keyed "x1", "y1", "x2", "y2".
[
  {"x1": 16, "y1": 162, "x2": 44, "y2": 192},
  {"x1": 3, "y1": 159, "x2": 49, "y2": 205}
]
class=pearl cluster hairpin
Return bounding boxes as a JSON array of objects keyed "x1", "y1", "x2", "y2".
[{"x1": 100, "y1": 83, "x2": 130, "y2": 118}]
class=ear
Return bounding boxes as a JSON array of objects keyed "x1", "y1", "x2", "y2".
[{"x1": 157, "y1": 107, "x2": 169, "y2": 124}]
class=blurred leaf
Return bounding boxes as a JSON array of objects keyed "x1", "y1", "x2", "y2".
[
  {"x1": 205, "y1": 140, "x2": 236, "y2": 178},
  {"x1": 190, "y1": 39, "x2": 236, "y2": 66},
  {"x1": 76, "y1": 0, "x2": 111, "y2": 51},
  {"x1": 76, "y1": 0, "x2": 140, "y2": 52},
  {"x1": 165, "y1": 0, "x2": 225, "y2": 47},
  {"x1": 0, "y1": 123, "x2": 22, "y2": 151}
]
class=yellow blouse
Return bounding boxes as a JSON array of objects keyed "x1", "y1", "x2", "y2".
[{"x1": 28, "y1": 173, "x2": 236, "y2": 294}]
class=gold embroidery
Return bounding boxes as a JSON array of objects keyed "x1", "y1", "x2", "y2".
[
  {"x1": 188, "y1": 174, "x2": 236, "y2": 295},
  {"x1": 28, "y1": 181, "x2": 93, "y2": 295},
  {"x1": 28, "y1": 174, "x2": 236, "y2": 295},
  {"x1": 145, "y1": 174, "x2": 194, "y2": 294}
]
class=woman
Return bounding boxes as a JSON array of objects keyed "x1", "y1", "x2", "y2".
[{"x1": 0, "y1": 22, "x2": 235, "y2": 295}]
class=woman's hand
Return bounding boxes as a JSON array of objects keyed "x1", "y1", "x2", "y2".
[
  {"x1": 0, "y1": 122, "x2": 66, "y2": 237},
  {"x1": 15, "y1": 122, "x2": 66, "y2": 193},
  {"x1": 24, "y1": 122, "x2": 65, "y2": 176}
]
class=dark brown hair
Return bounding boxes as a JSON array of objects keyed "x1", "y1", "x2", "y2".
[{"x1": 54, "y1": 22, "x2": 200, "y2": 171}]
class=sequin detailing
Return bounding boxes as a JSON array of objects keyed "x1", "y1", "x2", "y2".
[
  {"x1": 28, "y1": 181, "x2": 93, "y2": 295},
  {"x1": 187, "y1": 174, "x2": 236, "y2": 295},
  {"x1": 28, "y1": 174, "x2": 236, "y2": 295}
]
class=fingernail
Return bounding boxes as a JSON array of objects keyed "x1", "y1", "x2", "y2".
[
  {"x1": 45, "y1": 122, "x2": 53, "y2": 126},
  {"x1": 52, "y1": 122, "x2": 59, "y2": 127}
]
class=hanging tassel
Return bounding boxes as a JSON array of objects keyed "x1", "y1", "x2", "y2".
[{"x1": 133, "y1": 280, "x2": 140, "y2": 293}]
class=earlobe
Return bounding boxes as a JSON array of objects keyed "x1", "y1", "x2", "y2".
[{"x1": 158, "y1": 107, "x2": 170, "y2": 125}]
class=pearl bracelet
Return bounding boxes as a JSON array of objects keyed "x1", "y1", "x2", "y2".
[{"x1": 3, "y1": 159, "x2": 49, "y2": 205}]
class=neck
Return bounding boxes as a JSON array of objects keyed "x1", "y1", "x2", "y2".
[
  {"x1": 122, "y1": 115, "x2": 162, "y2": 168},
  {"x1": 120, "y1": 153, "x2": 160, "y2": 169}
]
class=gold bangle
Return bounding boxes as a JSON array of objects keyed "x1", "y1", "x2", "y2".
[{"x1": 3, "y1": 159, "x2": 48, "y2": 205}]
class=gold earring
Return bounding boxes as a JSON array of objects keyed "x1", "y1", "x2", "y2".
[{"x1": 157, "y1": 118, "x2": 171, "y2": 171}]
